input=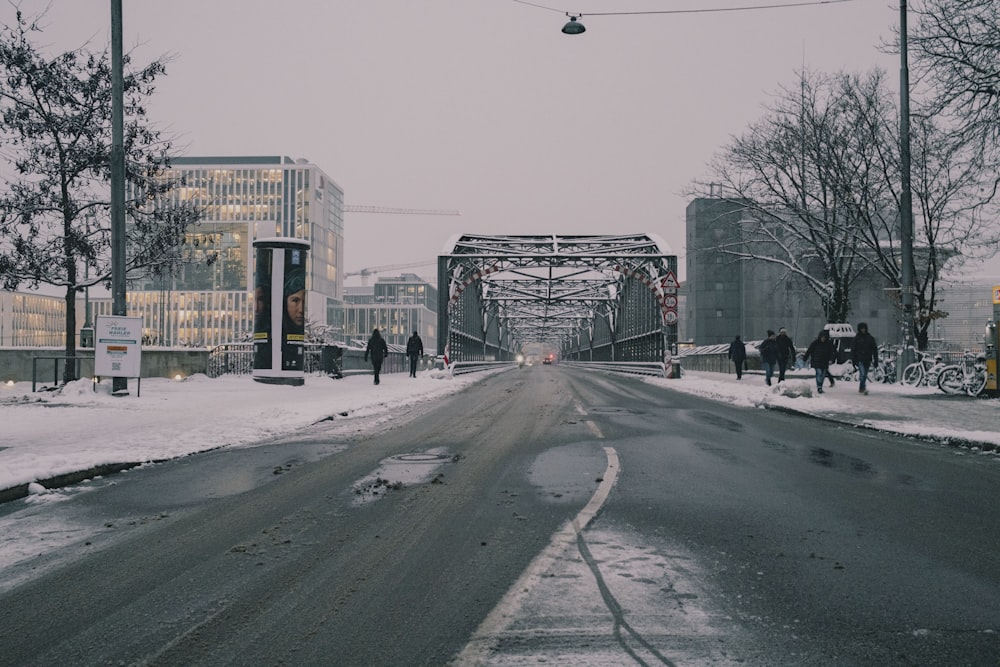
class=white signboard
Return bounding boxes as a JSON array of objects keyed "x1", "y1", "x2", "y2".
[{"x1": 95, "y1": 315, "x2": 143, "y2": 378}]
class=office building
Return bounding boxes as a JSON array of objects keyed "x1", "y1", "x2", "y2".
[
  {"x1": 128, "y1": 156, "x2": 345, "y2": 347},
  {"x1": 343, "y1": 273, "x2": 437, "y2": 351}
]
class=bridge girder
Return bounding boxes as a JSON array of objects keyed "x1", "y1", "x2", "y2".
[{"x1": 437, "y1": 234, "x2": 679, "y2": 361}]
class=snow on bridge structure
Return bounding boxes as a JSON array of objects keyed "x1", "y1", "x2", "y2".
[{"x1": 436, "y1": 234, "x2": 678, "y2": 364}]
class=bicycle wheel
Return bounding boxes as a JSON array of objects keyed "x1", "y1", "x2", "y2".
[
  {"x1": 966, "y1": 370, "x2": 988, "y2": 397},
  {"x1": 881, "y1": 362, "x2": 896, "y2": 383},
  {"x1": 870, "y1": 364, "x2": 885, "y2": 384},
  {"x1": 901, "y1": 363, "x2": 923, "y2": 387},
  {"x1": 936, "y1": 367, "x2": 965, "y2": 395}
]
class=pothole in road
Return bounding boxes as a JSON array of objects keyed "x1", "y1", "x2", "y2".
[
  {"x1": 390, "y1": 453, "x2": 452, "y2": 463},
  {"x1": 589, "y1": 406, "x2": 641, "y2": 415},
  {"x1": 351, "y1": 448, "x2": 456, "y2": 506}
]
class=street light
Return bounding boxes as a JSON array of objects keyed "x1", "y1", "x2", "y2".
[
  {"x1": 110, "y1": 0, "x2": 128, "y2": 395},
  {"x1": 898, "y1": 0, "x2": 916, "y2": 374},
  {"x1": 562, "y1": 15, "x2": 586, "y2": 34}
]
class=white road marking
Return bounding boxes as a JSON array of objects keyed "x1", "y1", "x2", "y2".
[
  {"x1": 574, "y1": 400, "x2": 604, "y2": 439},
  {"x1": 453, "y1": 447, "x2": 620, "y2": 665}
]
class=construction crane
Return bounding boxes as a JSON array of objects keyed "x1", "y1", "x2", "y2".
[
  {"x1": 345, "y1": 260, "x2": 436, "y2": 286},
  {"x1": 344, "y1": 205, "x2": 461, "y2": 216}
]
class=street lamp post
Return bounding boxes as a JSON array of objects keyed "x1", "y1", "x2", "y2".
[
  {"x1": 898, "y1": 0, "x2": 916, "y2": 374},
  {"x1": 110, "y1": 0, "x2": 128, "y2": 395}
]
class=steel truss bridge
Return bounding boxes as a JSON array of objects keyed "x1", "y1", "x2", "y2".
[{"x1": 436, "y1": 234, "x2": 678, "y2": 364}]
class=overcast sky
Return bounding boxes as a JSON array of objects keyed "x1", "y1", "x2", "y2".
[{"x1": 15, "y1": 0, "x2": 997, "y2": 284}]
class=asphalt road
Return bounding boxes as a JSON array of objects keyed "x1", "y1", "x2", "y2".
[{"x1": 1, "y1": 366, "x2": 998, "y2": 666}]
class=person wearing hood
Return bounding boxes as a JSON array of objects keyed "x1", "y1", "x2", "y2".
[
  {"x1": 365, "y1": 328, "x2": 390, "y2": 385},
  {"x1": 851, "y1": 322, "x2": 878, "y2": 395},
  {"x1": 406, "y1": 330, "x2": 424, "y2": 378},
  {"x1": 728, "y1": 335, "x2": 747, "y2": 379},
  {"x1": 776, "y1": 327, "x2": 795, "y2": 382},
  {"x1": 803, "y1": 329, "x2": 837, "y2": 394},
  {"x1": 757, "y1": 330, "x2": 779, "y2": 386}
]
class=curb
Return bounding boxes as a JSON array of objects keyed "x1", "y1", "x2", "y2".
[
  {"x1": 763, "y1": 404, "x2": 999, "y2": 454},
  {"x1": 0, "y1": 461, "x2": 144, "y2": 505}
]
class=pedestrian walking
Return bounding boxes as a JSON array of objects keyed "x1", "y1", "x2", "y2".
[
  {"x1": 776, "y1": 327, "x2": 795, "y2": 382},
  {"x1": 851, "y1": 322, "x2": 878, "y2": 395},
  {"x1": 406, "y1": 330, "x2": 424, "y2": 378},
  {"x1": 728, "y1": 335, "x2": 747, "y2": 379},
  {"x1": 364, "y1": 328, "x2": 389, "y2": 385},
  {"x1": 803, "y1": 329, "x2": 837, "y2": 394},
  {"x1": 758, "y1": 330, "x2": 780, "y2": 386}
]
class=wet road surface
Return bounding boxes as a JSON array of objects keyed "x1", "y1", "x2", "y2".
[{"x1": 1, "y1": 365, "x2": 998, "y2": 665}]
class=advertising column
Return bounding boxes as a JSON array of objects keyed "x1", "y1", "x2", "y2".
[
  {"x1": 987, "y1": 285, "x2": 1000, "y2": 394},
  {"x1": 252, "y1": 238, "x2": 310, "y2": 386}
]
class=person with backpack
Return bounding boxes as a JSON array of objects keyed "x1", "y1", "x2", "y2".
[
  {"x1": 803, "y1": 329, "x2": 837, "y2": 394},
  {"x1": 405, "y1": 330, "x2": 424, "y2": 378}
]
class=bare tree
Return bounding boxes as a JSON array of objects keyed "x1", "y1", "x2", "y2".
[
  {"x1": 689, "y1": 70, "x2": 889, "y2": 324},
  {"x1": 907, "y1": 0, "x2": 1000, "y2": 156},
  {"x1": 691, "y1": 67, "x2": 1000, "y2": 348},
  {"x1": 867, "y1": 110, "x2": 1000, "y2": 348},
  {"x1": 0, "y1": 9, "x2": 199, "y2": 381}
]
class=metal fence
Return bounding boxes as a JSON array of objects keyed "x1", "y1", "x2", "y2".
[{"x1": 207, "y1": 343, "x2": 416, "y2": 378}]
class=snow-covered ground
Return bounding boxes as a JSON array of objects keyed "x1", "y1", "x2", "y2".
[
  {"x1": 2, "y1": 366, "x2": 998, "y2": 663},
  {"x1": 3, "y1": 367, "x2": 998, "y2": 498}
]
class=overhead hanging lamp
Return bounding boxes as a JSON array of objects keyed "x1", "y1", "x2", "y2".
[{"x1": 561, "y1": 15, "x2": 585, "y2": 34}]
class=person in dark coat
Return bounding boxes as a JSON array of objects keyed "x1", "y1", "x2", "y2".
[
  {"x1": 851, "y1": 321, "x2": 878, "y2": 395},
  {"x1": 364, "y1": 328, "x2": 389, "y2": 385},
  {"x1": 728, "y1": 335, "x2": 747, "y2": 379},
  {"x1": 757, "y1": 330, "x2": 780, "y2": 386},
  {"x1": 803, "y1": 329, "x2": 837, "y2": 394},
  {"x1": 776, "y1": 327, "x2": 795, "y2": 382},
  {"x1": 405, "y1": 330, "x2": 424, "y2": 378}
]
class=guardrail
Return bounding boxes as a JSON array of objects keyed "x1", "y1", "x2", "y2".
[
  {"x1": 449, "y1": 361, "x2": 519, "y2": 376},
  {"x1": 559, "y1": 361, "x2": 668, "y2": 377}
]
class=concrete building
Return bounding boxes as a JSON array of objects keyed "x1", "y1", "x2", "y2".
[
  {"x1": 343, "y1": 273, "x2": 438, "y2": 351},
  {"x1": 683, "y1": 197, "x2": 885, "y2": 347},
  {"x1": 685, "y1": 197, "x2": 997, "y2": 352}
]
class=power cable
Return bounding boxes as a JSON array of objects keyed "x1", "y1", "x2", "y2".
[{"x1": 510, "y1": 0, "x2": 855, "y2": 18}]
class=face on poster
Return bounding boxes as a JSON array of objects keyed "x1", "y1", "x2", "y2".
[{"x1": 281, "y1": 247, "x2": 307, "y2": 371}]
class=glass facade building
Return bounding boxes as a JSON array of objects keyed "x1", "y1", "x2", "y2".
[
  {"x1": 128, "y1": 156, "x2": 345, "y2": 347},
  {"x1": 0, "y1": 292, "x2": 66, "y2": 347},
  {"x1": 343, "y1": 274, "x2": 438, "y2": 351}
]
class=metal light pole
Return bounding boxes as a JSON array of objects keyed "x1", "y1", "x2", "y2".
[
  {"x1": 110, "y1": 0, "x2": 128, "y2": 395},
  {"x1": 898, "y1": 0, "x2": 916, "y2": 373}
]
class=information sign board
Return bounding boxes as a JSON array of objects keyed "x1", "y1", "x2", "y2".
[{"x1": 94, "y1": 315, "x2": 143, "y2": 378}]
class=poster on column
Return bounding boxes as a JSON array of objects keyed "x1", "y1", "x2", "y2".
[
  {"x1": 253, "y1": 246, "x2": 274, "y2": 370},
  {"x1": 281, "y1": 247, "x2": 306, "y2": 371}
]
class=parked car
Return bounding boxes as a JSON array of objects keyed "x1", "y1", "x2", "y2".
[{"x1": 823, "y1": 322, "x2": 856, "y2": 363}]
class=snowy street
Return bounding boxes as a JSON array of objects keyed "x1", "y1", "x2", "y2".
[
  {"x1": 1, "y1": 365, "x2": 999, "y2": 665},
  {"x1": 2, "y1": 366, "x2": 997, "y2": 502}
]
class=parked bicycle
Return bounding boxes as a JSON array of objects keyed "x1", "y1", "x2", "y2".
[
  {"x1": 937, "y1": 351, "x2": 988, "y2": 397},
  {"x1": 901, "y1": 349, "x2": 947, "y2": 388},
  {"x1": 872, "y1": 344, "x2": 897, "y2": 384},
  {"x1": 835, "y1": 344, "x2": 896, "y2": 384}
]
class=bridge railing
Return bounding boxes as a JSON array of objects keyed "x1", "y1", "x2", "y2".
[
  {"x1": 448, "y1": 360, "x2": 518, "y2": 376},
  {"x1": 559, "y1": 361, "x2": 668, "y2": 377}
]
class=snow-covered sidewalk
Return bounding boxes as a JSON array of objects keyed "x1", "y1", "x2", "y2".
[
  {"x1": 648, "y1": 369, "x2": 1000, "y2": 452},
  {"x1": 0, "y1": 370, "x2": 484, "y2": 500}
]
